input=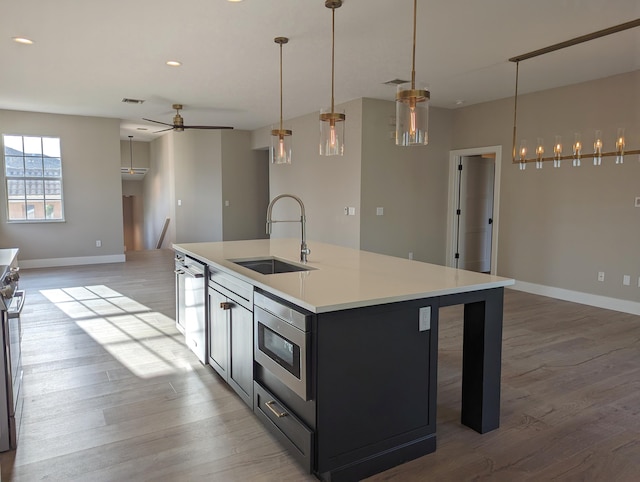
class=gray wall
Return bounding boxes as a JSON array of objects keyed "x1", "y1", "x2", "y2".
[
  {"x1": 145, "y1": 134, "x2": 176, "y2": 249},
  {"x1": 0, "y1": 109, "x2": 124, "y2": 263},
  {"x1": 254, "y1": 98, "x2": 363, "y2": 250},
  {"x1": 221, "y1": 130, "x2": 270, "y2": 241},
  {"x1": 173, "y1": 130, "x2": 224, "y2": 243},
  {"x1": 120, "y1": 139, "x2": 150, "y2": 169},
  {"x1": 145, "y1": 129, "x2": 268, "y2": 248},
  {"x1": 452, "y1": 70, "x2": 640, "y2": 302},
  {"x1": 257, "y1": 98, "x2": 453, "y2": 264},
  {"x1": 360, "y1": 98, "x2": 453, "y2": 264}
]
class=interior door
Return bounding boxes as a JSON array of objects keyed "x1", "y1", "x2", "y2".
[
  {"x1": 122, "y1": 195, "x2": 134, "y2": 252},
  {"x1": 457, "y1": 155, "x2": 495, "y2": 273}
]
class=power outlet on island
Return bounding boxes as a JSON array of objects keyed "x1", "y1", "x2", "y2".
[{"x1": 419, "y1": 307, "x2": 431, "y2": 332}]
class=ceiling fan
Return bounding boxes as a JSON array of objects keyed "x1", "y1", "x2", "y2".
[{"x1": 143, "y1": 104, "x2": 233, "y2": 133}]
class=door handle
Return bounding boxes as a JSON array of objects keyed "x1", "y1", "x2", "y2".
[{"x1": 220, "y1": 302, "x2": 233, "y2": 310}]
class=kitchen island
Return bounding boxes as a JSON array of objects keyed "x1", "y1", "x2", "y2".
[{"x1": 174, "y1": 239, "x2": 514, "y2": 481}]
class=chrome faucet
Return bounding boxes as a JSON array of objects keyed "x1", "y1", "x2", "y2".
[{"x1": 266, "y1": 194, "x2": 311, "y2": 263}]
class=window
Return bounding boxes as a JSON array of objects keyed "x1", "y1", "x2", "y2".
[{"x1": 3, "y1": 135, "x2": 64, "y2": 222}]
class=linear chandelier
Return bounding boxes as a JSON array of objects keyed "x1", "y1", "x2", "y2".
[{"x1": 510, "y1": 19, "x2": 640, "y2": 170}]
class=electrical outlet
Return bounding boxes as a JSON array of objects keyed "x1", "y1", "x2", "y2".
[
  {"x1": 623, "y1": 275, "x2": 631, "y2": 286},
  {"x1": 597, "y1": 271, "x2": 605, "y2": 282},
  {"x1": 408, "y1": 252, "x2": 414, "y2": 260},
  {"x1": 376, "y1": 207, "x2": 384, "y2": 216},
  {"x1": 177, "y1": 199, "x2": 182, "y2": 206},
  {"x1": 419, "y1": 307, "x2": 431, "y2": 331},
  {"x1": 96, "y1": 240, "x2": 102, "y2": 248}
]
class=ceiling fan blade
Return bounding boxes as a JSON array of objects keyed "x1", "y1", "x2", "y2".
[
  {"x1": 183, "y1": 125, "x2": 234, "y2": 130},
  {"x1": 153, "y1": 127, "x2": 175, "y2": 133},
  {"x1": 143, "y1": 118, "x2": 174, "y2": 127}
]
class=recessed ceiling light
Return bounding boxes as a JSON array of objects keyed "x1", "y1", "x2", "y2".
[
  {"x1": 166, "y1": 60, "x2": 182, "y2": 67},
  {"x1": 12, "y1": 37, "x2": 34, "y2": 45}
]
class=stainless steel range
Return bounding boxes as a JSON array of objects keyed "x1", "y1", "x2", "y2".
[{"x1": 0, "y1": 249, "x2": 25, "y2": 452}]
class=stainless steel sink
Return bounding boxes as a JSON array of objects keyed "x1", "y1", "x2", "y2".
[{"x1": 230, "y1": 257, "x2": 316, "y2": 275}]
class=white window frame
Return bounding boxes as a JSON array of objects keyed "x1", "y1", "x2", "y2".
[{"x1": 3, "y1": 134, "x2": 65, "y2": 223}]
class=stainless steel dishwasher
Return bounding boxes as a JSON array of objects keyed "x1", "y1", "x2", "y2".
[{"x1": 175, "y1": 254, "x2": 206, "y2": 364}]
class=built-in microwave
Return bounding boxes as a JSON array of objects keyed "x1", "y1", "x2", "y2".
[{"x1": 254, "y1": 292, "x2": 312, "y2": 401}]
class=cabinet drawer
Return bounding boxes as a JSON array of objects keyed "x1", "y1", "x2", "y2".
[
  {"x1": 254, "y1": 382, "x2": 313, "y2": 473},
  {"x1": 208, "y1": 268, "x2": 253, "y2": 310}
]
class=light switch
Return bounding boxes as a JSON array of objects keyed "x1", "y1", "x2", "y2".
[
  {"x1": 225, "y1": 200, "x2": 230, "y2": 207},
  {"x1": 177, "y1": 199, "x2": 182, "y2": 206},
  {"x1": 376, "y1": 207, "x2": 384, "y2": 216},
  {"x1": 348, "y1": 207, "x2": 356, "y2": 216},
  {"x1": 623, "y1": 275, "x2": 631, "y2": 286},
  {"x1": 635, "y1": 197, "x2": 640, "y2": 208}
]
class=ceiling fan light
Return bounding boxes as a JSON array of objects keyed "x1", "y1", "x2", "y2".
[
  {"x1": 173, "y1": 111, "x2": 184, "y2": 131},
  {"x1": 395, "y1": 83, "x2": 430, "y2": 146}
]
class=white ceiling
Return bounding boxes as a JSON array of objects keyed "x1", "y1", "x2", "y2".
[{"x1": 2, "y1": 0, "x2": 638, "y2": 141}]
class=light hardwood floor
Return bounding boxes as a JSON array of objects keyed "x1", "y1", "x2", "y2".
[{"x1": 1, "y1": 249, "x2": 639, "y2": 481}]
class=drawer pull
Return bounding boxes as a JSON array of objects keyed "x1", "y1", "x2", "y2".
[
  {"x1": 265, "y1": 400, "x2": 288, "y2": 418},
  {"x1": 220, "y1": 302, "x2": 233, "y2": 310}
]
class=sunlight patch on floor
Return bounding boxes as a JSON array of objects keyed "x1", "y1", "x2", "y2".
[{"x1": 41, "y1": 285, "x2": 195, "y2": 378}]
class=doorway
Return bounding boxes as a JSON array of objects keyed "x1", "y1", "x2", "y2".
[
  {"x1": 446, "y1": 146, "x2": 502, "y2": 274},
  {"x1": 122, "y1": 192, "x2": 145, "y2": 252}
]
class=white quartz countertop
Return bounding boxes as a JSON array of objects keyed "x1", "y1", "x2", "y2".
[
  {"x1": 173, "y1": 239, "x2": 514, "y2": 314},
  {"x1": 0, "y1": 248, "x2": 19, "y2": 268}
]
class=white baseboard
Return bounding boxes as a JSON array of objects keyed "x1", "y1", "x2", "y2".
[
  {"x1": 20, "y1": 254, "x2": 126, "y2": 269},
  {"x1": 510, "y1": 280, "x2": 640, "y2": 316}
]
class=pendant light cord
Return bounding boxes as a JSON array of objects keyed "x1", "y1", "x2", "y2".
[
  {"x1": 511, "y1": 62, "x2": 519, "y2": 162},
  {"x1": 411, "y1": 0, "x2": 417, "y2": 89},
  {"x1": 279, "y1": 42, "x2": 284, "y2": 131},
  {"x1": 128, "y1": 135, "x2": 133, "y2": 172},
  {"x1": 331, "y1": 5, "x2": 336, "y2": 114}
]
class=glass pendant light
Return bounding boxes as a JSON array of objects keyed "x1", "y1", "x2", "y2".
[
  {"x1": 396, "y1": 0, "x2": 430, "y2": 146},
  {"x1": 319, "y1": 0, "x2": 345, "y2": 156},
  {"x1": 128, "y1": 135, "x2": 135, "y2": 174},
  {"x1": 271, "y1": 37, "x2": 292, "y2": 164}
]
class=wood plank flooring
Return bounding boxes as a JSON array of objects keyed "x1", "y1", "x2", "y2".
[{"x1": 2, "y1": 249, "x2": 639, "y2": 481}]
